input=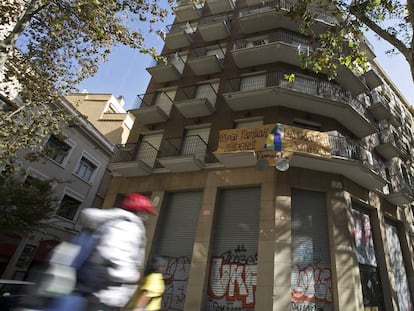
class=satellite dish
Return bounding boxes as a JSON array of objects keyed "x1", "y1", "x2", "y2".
[
  {"x1": 255, "y1": 159, "x2": 268, "y2": 171},
  {"x1": 275, "y1": 157, "x2": 290, "y2": 172}
]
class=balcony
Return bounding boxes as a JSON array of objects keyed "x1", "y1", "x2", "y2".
[
  {"x1": 246, "y1": 0, "x2": 273, "y2": 5},
  {"x1": 368, "y1": 90, "x2": 394, "y2": 121},
  {"x1": 158, "y1": 135, "x2": 217, "y2": 172},
  {"x1": 163, "y1": 22, "x2": 197, "y2": 50},
  {"x1": 375, "y1": 127, "x2": 410, "y2": 161},
  {"x1": 214, "y1": 150, "x2": 258, "y2": 168},
  {"x1": 206, "y1": 0, "x2": 235, "y2": 14},
  {"x1": 198, "y1": 14, "x2": 231, "y2": 42},
  {"x1": 214, "y1": 126, "x2": 387, "y2": 191},
  {"x1": 362, "y1": 65, "x2": 382, "y2": 90},
  {"x1": 109, "y1": 142, "x2": 160, "y2": 177},
  {"x1": 172, "y1": 0, "x2": 204, "y2": 22},
  {"x1": 174, "y1": 83, "x2": 218, "y2": 118},
  {"x1": 231, "y1": 30, "x2": 311, "y2": 68},
  {"x1": 238, "y1": 1, "x2": 336, "y2": 35},
  {"x1": 146, "y1": 53, "x2": 186, "y2": 83},
  {"x1": 130, "y1": 91, "x2": 174, "y2": 125},
  {"x1": 335, "y1": 66, "x2": 369, "y2": 96},
  {"x1": 188, "y1": 44, "x2": 225, "y2": 76},
  {"x1": 289, "y1": 135, "x2": 387, "y2": 191},
  {"x1": 387, "y1": 174, "x2": 414, "y2": 205},
  {"x1": 222, "y1": 71, "x2": 377, "y2": 138}
]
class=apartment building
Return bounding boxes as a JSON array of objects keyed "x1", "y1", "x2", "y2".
[{"x1": 106, "y1": 1, "x2": 414, "y2": 310}]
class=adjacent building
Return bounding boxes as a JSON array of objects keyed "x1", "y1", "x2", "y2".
[
  {"x1": 0, "y1": 96, "x2": 114, "y2": 279},
  {"x1": 65, "y1": 92, "x2": 135, "y2": 145},
  {"x1": 103, "y1": 1, "x2": 414, "y2": 310}
]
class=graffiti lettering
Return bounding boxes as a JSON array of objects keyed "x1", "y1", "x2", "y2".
[
  {"x1": 162, "y1": 256, "x2": 191, "y2": 310},
  {"x1": 291, "y1": 301, "x2": 325, "y2": 311},
  {"x1": 291, "y1": 264, "x2": 332, "y2": 304},
  {"x1": 219, "y1": 244, "x2": 257, "y2": 264},
  {"x1": 208, "y1": 257, "x2": 257, "y2": 307},
  {"x1": 212, "y1": 302, "x2": 242, "y2": 311}
]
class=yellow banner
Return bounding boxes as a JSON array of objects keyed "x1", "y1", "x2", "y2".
[{"x1": 216, "y1": 124, "x2": 331, "y2": 164}]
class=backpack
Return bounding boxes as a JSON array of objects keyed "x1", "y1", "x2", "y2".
[{"x1": 34, "y1": 228, "x2": 104, "y2": 298}]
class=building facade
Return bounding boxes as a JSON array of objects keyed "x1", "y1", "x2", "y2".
[
  {"x1": 65, "y1": 93, "x2": 135, "y2": 145},
  {"x1": 0, "y1": 97, "x2": 114, "y2": 280},
  {"x1": 107, "y1": 1, "x2": 414, "y2": 310}
]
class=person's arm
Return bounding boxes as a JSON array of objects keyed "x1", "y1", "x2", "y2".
[{"x1": 135, "y1": 290, "x2": 151, "y2": 310}]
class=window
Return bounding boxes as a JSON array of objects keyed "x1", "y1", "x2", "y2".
[
  {"x1": 75, "y1": 156, "x2": 97, "y2": 182},
  {"x1": 57, "y1": 195, "x2": 82, "y2": 220},
  {"x1": 45, "y1": 135, "x2": 71, "y2": 164}
]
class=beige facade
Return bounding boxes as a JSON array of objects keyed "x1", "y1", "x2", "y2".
[
  {"x1": 107, "y1": 0, "x2": 414, "y2": 310},
  {"x1": 65, "y1": 93, "x2": 135, "y2": 145}
]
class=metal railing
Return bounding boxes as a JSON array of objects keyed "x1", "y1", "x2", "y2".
[
  {"x1": 159, "y1": 135, "x2": 218, "y2": 163},
  {"x1": 225, "y1": 71, "x2": 372, "y2": 122},
  {"x1": 199, "y1": 13, "x2": 231, "y2": 25},
  {"x1": 132, "y1": 91, "x2": 174, "y2": 109},
  {"x1": 389, "y1": 174, "x2": 413, "y2": 197},
  {"x1": 111, "y1": 141, "x2": 160, "y2": 165},
  {"x1": 328, "y1": 135, "x2": 387, "y2": 180},
  {"x1": 166, "y1": 21, "x2": 197, "y2": 34},
  {"x1": 174, "y1": 83, "x2": 218, "y2": 102},
  {"x1": 234, "y1": 29, "x2": 311, "y2": 51},
  {"x1": 239, "y1": 0, "x2": 337, "y2": 25},
  {"x1": 148, "y1": 52, "x2": 185, "y2": 68},
  {"x1": 189, "y1": 43, "x2": 226, "y2": 60}
]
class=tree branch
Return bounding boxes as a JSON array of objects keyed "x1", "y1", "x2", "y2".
[
  {"x1": 349, "y1": 4, "x2": 410, "y2": 60},
  {"x1": 2, "y1": 1, "x2": 48, "y2": 47}
]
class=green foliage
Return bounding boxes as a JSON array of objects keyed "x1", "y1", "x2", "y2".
[
  {"x1": 0, "y1": 0, "x2": 174, "y2": 172},
  {"x1": 0, "y1": 173, "x2": 57, "y2": 234},
  {"x1": 277, "y1": 0, "x2": 413, "y2": 81}
]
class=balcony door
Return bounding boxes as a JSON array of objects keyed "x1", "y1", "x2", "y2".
[
  {"x1": 136, "y1": 132, "x2": 163, "y2": 167},
  {"x1": 240, "y1": 74, "x2": 266, "y2": 91},
  {"x1": 181, "y1": 126, "x2": 210, "y2": 161}
]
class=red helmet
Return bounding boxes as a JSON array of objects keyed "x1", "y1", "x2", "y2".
[{"x1": 120, "y1": 193, "x2": 158, "y2": 215}]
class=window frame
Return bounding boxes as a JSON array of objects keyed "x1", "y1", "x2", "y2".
[
  {"x1": 73, "y1": 152, "x2": 100, "y2": 183},
  {"x1": 44, "y1": 135, "x2": 74, "y2": 167}
]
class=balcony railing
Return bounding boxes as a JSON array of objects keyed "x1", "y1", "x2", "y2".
[
  {"x1": 148, "y1": 53, "x2": 185, "y2": 69},
  {"x1": 159, "y1": 135, "x2": 217, "y2": 163},
  {"x1": 389, "y1": 174, "x2": 413, "y2": 197},
  {"x1": 133, "y1": 91, "x2": 174, "y2": 109},
  {"x1": 239, "y1": 0, "x2": 337, "y2": 25},
  {"x1": 225, "y1": 71, "x2": 372, "y2": 122},
  {"x1": 163, "y1": 22, "x2": 197, "y2": 49},
  {"x1": 234, "y1": 29, "x2": 310, "y2": 51},
  {"x1": 111, "y1": 141, "x2": 161, "y2": 168},
  {"x1": 175, "y1": 83, "x2": 218, "y2": 102},
  {"x1": 328, "y1": 135, "x2": 387, "y2": 180},
  {"x1": 146, "y1": 53, "x2": 186, "y2": 82},
  {"x1": 189, "y1": 44, "x2": 226, "y2": 60},
  {"x1": 198, "y1": 13, "x2": 231, "y2": 42}
]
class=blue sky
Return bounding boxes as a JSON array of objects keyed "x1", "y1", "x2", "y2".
[{"x1": 77, "y1": 5, "x2": 414, "y2": 110}]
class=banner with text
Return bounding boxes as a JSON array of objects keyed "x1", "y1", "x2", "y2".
[{"x1": 216, "y1": 124, "x2": 331, "y2": 165}]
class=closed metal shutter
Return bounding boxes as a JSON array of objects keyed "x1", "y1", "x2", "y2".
[
  {"x1": 155, "y1": 191, "x2": 202, "y2": 311},
  {"x1": 291, "y1": 189, "x2": 333, "y2": 311},
  {"x1": 205, "y1": 187, "x2": 260, "y2": 311},
  {"x1": 384, "y1": 221, "x2": 413, "y2": 311},
  {"x1": 351, "y1": 205, "x2": 384, "y2": 309}
]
